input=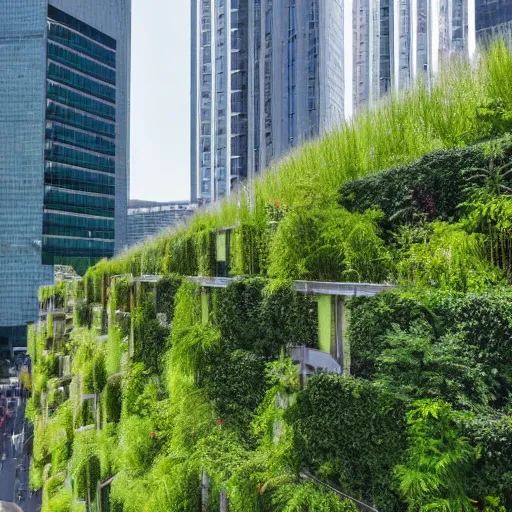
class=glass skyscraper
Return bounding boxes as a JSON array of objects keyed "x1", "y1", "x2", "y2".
[
  {"x1": 0, "y1": 0, "x2": 130, "y2": 353},
  {"x1": 191, "y1": 0, "x2": 511, "y2": 204}
]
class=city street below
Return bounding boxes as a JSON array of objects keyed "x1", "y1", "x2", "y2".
[{"x1": 0, "y1": 365, "x2": 40, "y2": 512}]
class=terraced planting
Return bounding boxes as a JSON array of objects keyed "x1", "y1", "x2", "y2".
[{"x1": 28, "y1": 41, "x2": 512, "y2": 512}]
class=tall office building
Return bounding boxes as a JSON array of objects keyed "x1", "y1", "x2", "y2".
[
  {"x1": 191, "y1": 0, "x2": 483, "y2": 203},
  {"x1": 127, "y1": 200, "x2": 197, "y2": 247},
  {"x1": 0, "y1": 0, "x2": 130, "y2": 352}
]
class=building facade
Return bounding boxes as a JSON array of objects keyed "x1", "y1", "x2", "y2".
[
  {"x1": 476, "y1": 0, "x2": 512, "y2": 38},
  {"x1": 127, "y1": 201, "x2": 197, "y2": 247},
  {"x1": 191, "y1": 0, "x2": 491, "y2": 203},
  {"x1": 0, "y1": 0, "x2": 130, "y2": 352}
]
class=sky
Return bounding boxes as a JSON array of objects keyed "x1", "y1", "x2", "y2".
[{"x1": 130, "y1": 1, "x2": 191, "y2": 202}]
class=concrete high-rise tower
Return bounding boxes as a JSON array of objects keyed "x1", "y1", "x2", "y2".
[
  {"x1": 0, "y1": 0, "x2": 131, "y2": 352},
  {"x1": 191, "y1": 0, "x2": 496, "y2": 204}
]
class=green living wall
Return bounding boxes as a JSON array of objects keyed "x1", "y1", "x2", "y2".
[{"x1": 27, "y1": 41, "x2": 512, "y2": 512}]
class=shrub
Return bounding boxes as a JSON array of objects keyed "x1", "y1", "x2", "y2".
[
  {"x1": 132, "y1": 298, "x2": 170, "y2": 375},
  {"x1": 105, "y1": 327, "x2": 125, "y2": 376},
  {"x1": 155, "y1": 275, "x2": 182, "y2": 318},
  {"x1": 271, "y1": 482, "x2": 358, "y2": 512},
  {"x1": 395, "y1": 400, "x2": 474, "y2": 511},
  {"x1": 374, "y1": 325, "x2": 495, "y2": 408},
  {"x1": 348, "y1": 291, "x2": 436, "y2": 379},
  {"x1": 294, "y1": 373, "x2": 407, "y2": 511},
  {"x1": 432, "y1": 290, "x2": 512, "y2": 404},
  {"x1": 214, "y1": 279, "x2": 318, "y2": 360},
  {"x1": 194, "y1": 228, "x2": 216, "y2": 276},
  {"x1": 395, "y1": 222, "x2": 503, "y2": 291},
  {"x1": 462, "y1": 412, "x2": 512, "y2": 508},
  {"x1": 259, "y1": 281, "x2": 318, "y2": 357},
  {"x1": 339, "y1": 136, "x2": 512, "y2": 232},
  {"x1": 213, "y1": 278, "x2": 266, "y2": 352},
  {"x1": 204, "y1": 349, "x2": 267, "y2": 433},
  {"x1": 230, "y1": 223, "x2": 263, "y2": 275},
  {"x1": 268, "y1": 206, "x2": 391, "y2": 282},
  {"x1": 118, "y1": 414, "x2": 158, "y2": 473},
  {"x1": 104, "y1": 374, "x2": 122, "y2": 424},
  {"x1": 70, "y1": 430, "x2": 101, "y2": 501}
]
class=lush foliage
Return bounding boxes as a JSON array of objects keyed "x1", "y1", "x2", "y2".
[{"x1": 28, "y1": 42, "x2": 512, "y2": 512}]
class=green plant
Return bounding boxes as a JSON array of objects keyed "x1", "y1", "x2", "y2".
[
  {"x1": 295, "y1": 373, "x2": 407, "y2": 511},
  {"x1": 70, "y1": 429, "x2": 101, "y2": 501},
  {"x1": 348, "y1": 291, "x2": 436, "y2": 378},
  {"x1": 103, "y1": 374, "x2": 123, "y2": 423},
  {"x1": 463, "y1": 412, "x2": 512, "y2": 509},
  {"x1": 395, "y1": 222, "x2": 503, "y2": 291},
  {"x1": 271, "y1": 481, "x2": 358, "y2": 512},
  {"x1": 395, "y1": 400, "x2": 475, "y2": 511},
  {"x1": 132, "y1": 299, "x2": 170, "y2": 374},
  {"x1": 374, "y1": 324, "x2": 495, "y2": 408}
]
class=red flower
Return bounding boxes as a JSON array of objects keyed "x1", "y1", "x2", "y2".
[
  {"x1": 149, "y1": 432, "x2": 156, "y2": 439},
  {"x1": 275, "y1": 201, "x2": 281, "y2": 209},
  {"x1": 216, "y1": 420, "x2": 224, "y2": 426}
]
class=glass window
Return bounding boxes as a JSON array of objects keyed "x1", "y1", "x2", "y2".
[
  {"x1": 47, "y1": 82, "x2": 116, "y2": 120},
  {"x1": 46, "y1": 101, "x2": 115, "y2": 138},
  {"x1": 47, "y1": 62, "x2": 116, "y2": 103},
  {"x1": 46, "y1": 123, "x2": 115, "y2": 155},
  {"x1": 45, "y1": 143, "x2": 115, "y2": 174},
  {"x1": 44, "y1": 186, "x2": 115, "y2": 217},
  {"x1": 48, "y1": 5, "x2": 116, "y2": 49},
  {"x1": 47, "y1": 22, "x2": 116, "y2": 67},
  {"x1": 47, "y1": 42, "x2": 116, "y2": 85},
  {"x1": 45, "y1": 162, "x2": 115, "y2": 195}
]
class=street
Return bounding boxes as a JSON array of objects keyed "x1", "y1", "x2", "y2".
[{"x1": 0, "y1": 378, "x2": 40, "y2": 512}]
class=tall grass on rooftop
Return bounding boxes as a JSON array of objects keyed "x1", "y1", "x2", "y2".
[
  {"x1": 98, "y1": 40, "x2": 512, "y2": 277},
  {"x1": 223, "y1": 41, "x2": 510, "y2": 225}
]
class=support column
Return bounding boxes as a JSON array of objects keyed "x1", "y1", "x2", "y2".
[
  {"x1": 341, "y1": 298, "x2": 351, "y2": 375},
  {"x1": 201, "y1": 289, "x2": 210, "y2": 325},
  {"x1": 317, "y1": 295, "x2": 332, "y2": 355},
  {"x1": 201, "y1": 471, "x2": 210, "y2": 512},
  {"x1": 129, "y1": 283, "x2": 136, "y2": 358},
  {"x1": 220, "y1": 489, "x2": 229, "y2": 512},
  {"x1": 334, "y1": 296, "x2": 351, "y2": 375},
  {"x1": 467, "y1": 0, "x2": 475, "y2": 58}
]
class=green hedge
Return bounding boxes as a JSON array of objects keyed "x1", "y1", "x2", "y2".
[
  {"x1": 432, "y1": 290, "x2": 512, "y2": 404},
  {"x1": 230, "y1": 223, "x2": 264, "y2": 276},
  {"x1": 213, "y1": 279, "x2": 318, "y2": 359},
  {"x1": 132, "y1": 285, "x2": 170, "y2": 375},
  {"x1": 339, "y1": 136, "x2": 512, "y2": 232},
  {"x1": 104, "y1": 374, "x2": 122, "y2": 424},
  {"x1": 348, "y1": 292, "x2": 436, "y2": 379},
  {"x1": 295, "y1": 373, "x2": 407, "y2": 511},
  {"x1": 204, "y1": 348, "x2": 267, "y2": 433},
  {"x1": 155, "y1": 275, "x2": 182, "y2": 317},
  {"x1": 463, "y1": 412, "x2": 512, "y2": 508}
]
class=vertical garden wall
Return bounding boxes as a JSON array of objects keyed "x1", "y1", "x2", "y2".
[{"x1": 26, "y1": 41, "x2": 512, "y2": 512}]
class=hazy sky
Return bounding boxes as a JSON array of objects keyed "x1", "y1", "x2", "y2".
[{"x1": 130, "y1": 1, "x2": 190, "y2": 202}]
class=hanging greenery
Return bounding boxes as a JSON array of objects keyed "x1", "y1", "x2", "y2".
[{"x1": 29, "y1": 42, "x2": 512, "y2": 512}]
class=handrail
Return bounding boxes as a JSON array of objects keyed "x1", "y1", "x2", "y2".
[
  {"x1": 112, "y1": 274, "x2": 395, "y2": 296},
  {"x1": 299, "y1": 470, "x2": 380, "y2": 512}
]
